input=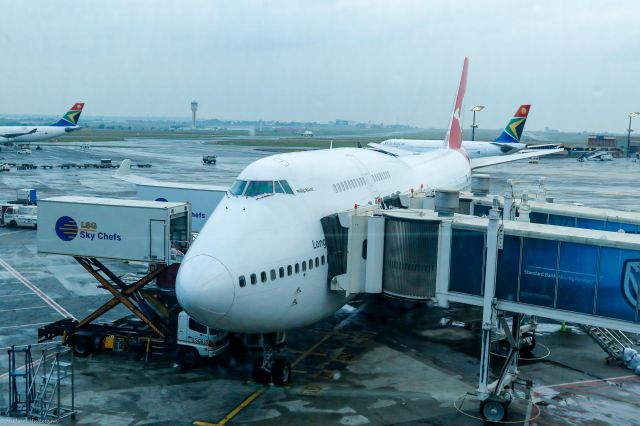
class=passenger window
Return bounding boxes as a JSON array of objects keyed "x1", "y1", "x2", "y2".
[
  {"x1": 239, "y1": 275, "x2": 246, "y2": 288},
  {"x1": 279, "y1": 267, "x2": 284, "y2": 278},
  {"x1": 261, "y1": 271, "x2": 267, "y2": 283},
  {"x1": 250, "y1": 274, "x2": 257, "y2": 285},
  {"x1": 245, "y1": 181, "x2": 274, "y2": 197},
  {"x1": 279, "y1": 180, "x2": 295, "y2": 195},
  {"x1": 275, "y1": 181, "x2": 285, "y2": 194},
  {"x1": 287, "y1": 265, "x2": 292, "y2": 275},
  {"x1": 302, "y1": 261, "x2": 307, "y2": 272},
  {"x1": 315, "y1": 257, "x2": 319, "y2": 267},
  {"x1": 189, "y1": 318, "x2": 208, "y2": 334},
  {"x1": 332, "y1": 184, "x2": 337, "y2": 193},
  {"x1": 270, "y1": 269, "x2": 276, "y2": 280},
  {"x1": 295, "y1": 263, "x2": 300, "y2": 273},
  {"x1": 321, "y1": 255, "x2": 325, "y2": 265},
  {"x1": 229, "y1": 180, "x2": 248, "y2": 196},
  {"x1": 309, "y1": 258, "x2": 313, "y2": 270}
]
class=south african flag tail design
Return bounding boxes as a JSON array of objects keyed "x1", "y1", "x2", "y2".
[
  {"x1": 493, "y1": 104, "x2": 530, "y2": 143},
  {"x1": 51, "y1": 102, "x2": 85, "y2": 127}
]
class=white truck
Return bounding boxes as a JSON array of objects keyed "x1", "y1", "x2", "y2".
[{"x1": 2, "y1": 205, "x2": 37, "y2": 228}]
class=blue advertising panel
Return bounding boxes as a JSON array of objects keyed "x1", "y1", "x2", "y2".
[
  {"x1": 495, "y1": 235, "x2": 521, "y2": 302},
  {"x1": 605, "y1": 222, "x2": 639, "y2": 234},
  {"x1": 556, "y1": 242, "x2": 598, "y2": 314},
  {"x1": 548, "y1": 214, "x2": 577, "y2": 227},
  {"x1": 576, "y1": 217, "x2": 606, "y2": 231},
  {"x1": 595, "y1": 247, "x2": 639, "y2": 322},
  {"x1": 519, "y1": 238, "x2": 558, "y2": 307},
  {"x1": 449, "y1": 229, "x2": 485, "y2": 296}
]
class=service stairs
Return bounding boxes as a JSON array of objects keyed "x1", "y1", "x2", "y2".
[
  {"x1": 27, "y1": 346, "x2": 75, "y2": 422},
  {"x1": 582, "y1": 325, "x2": 637, "y2": 362}
]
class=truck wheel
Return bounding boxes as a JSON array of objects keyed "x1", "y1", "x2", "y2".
[
  {"x1": 271, "y1": 358, "x2": 291, "y2": 386},
  {"x1": 73, "y1": 336, "x2": 94, "y2": 358},
  {"x1": 9, "y1": 221, "x2": 17, "y2": 228},
  {"x1": 178, "y1": 346, "x2": 200, "y2": 369}
]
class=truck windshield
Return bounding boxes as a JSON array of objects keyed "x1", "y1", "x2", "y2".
[{"x1": 229, "y1": 180, "x2": 248, "y2": 196}]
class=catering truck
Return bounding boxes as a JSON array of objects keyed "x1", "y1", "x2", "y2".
[{"x1": 36, "y1": 196, "x2": 229, "y2": 367}]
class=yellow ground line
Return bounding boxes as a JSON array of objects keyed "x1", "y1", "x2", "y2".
[{"x1": 198, "y1": 331, "x2": 336, "y2": 426}]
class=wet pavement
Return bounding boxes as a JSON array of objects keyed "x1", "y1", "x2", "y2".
[{"x1": 0, "y1": 142, "x2": 639, "y2": 424}]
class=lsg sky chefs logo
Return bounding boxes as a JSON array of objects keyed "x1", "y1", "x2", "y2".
[
  {"x1": 55, "y1": 216, "x2": 78, "y2": 241},
  {"x1": 55, "y1": 216, "x2": 121, "y2": 242}
]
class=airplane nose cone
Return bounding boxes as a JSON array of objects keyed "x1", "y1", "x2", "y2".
[{"x1": 176, "y1": 255, "x2": 235, "y2": 325}]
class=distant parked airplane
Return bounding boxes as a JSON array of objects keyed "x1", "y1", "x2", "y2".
[
  {"x1": 0, "y1": 103, "x2": 85, "y2": 143},
  {"x1": 379, "y1": 104, "x2": 532, "y2": 157}
]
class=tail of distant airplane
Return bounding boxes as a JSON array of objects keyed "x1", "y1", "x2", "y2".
[
  {"x1": 493, "y1": 104, "x2": 530, "y2": 143},
  {"x1": 51, "y1": 103, "x2": 85, "y2": 127},
  {"x1": 444, "y1": 57, "x2": 469, "y2": 151}
]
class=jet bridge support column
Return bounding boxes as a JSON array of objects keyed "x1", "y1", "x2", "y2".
[
  {"x1": 478, "y1": 199, "x2": 501, "y2": 397},
  {"x1": 435, "y1": 218, "x2": 452, "y2": 308}
]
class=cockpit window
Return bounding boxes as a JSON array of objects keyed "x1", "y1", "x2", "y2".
[
  {"x1": 275, "y1": 181, "x2": 285, "y2": 194},
  {"x1": 229, "y1": 180, "x2": 248, "y2": 195},
  {"x1": 245, "y1": 181, "x2": 274, "y2": 197},
  {"x1": 279, "y1": 180, "x2": 294, "y2": 194}
]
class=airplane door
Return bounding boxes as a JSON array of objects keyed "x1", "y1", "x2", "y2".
[{"x1": 150, "y1": 220, "x2": 166, "y2": 261}]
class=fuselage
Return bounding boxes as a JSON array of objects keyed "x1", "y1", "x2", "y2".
[
  {"x1": 176, "y1": 147, "x2": 471, "y2": 334},
  {"x1": 380, "y1": 138, "x2": 526, "y2": 158},
  {"x1": 0, "y1": 125, "x2": 80, "y2": 143}
]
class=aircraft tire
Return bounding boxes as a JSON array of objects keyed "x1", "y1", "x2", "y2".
[
  {"x1": 252, "y1": 356, "x2": 270, "y2": 385},
  {"x1": 271, "y1": 358, "x2": 291, "y2": 386}
]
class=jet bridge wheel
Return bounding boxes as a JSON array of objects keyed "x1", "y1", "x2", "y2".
[
  {"x1": 480, "y1": 398, "x2": 508, "y2": 422},
  {"x1": 519, "y1": 332, "x2": 536, "y2": 356}
]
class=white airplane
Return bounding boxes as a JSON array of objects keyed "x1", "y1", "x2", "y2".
[
  {"x1": 379, "y1": 104, "x2": 533, "y2": 158},
  {"x1": 0, "y1": 103, "x2": 85, "y2": 144},
  {"x1": 175, "y1": 58, "x2": 561, "y2": 385}
]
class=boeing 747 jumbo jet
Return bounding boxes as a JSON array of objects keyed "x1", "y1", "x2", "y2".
[
  {"x1": 378, "y1": 104, "x2": 531, "y2": 158},
  {"x1": 0, "y1": 103, "x2": 85, "y2": 144},
  {"x1": 176, "y1": 59, "x2": 560, "y2": 385}
]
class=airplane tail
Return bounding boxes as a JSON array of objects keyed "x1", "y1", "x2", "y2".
[
  {"x1": 443, "y1": 58, "x2": 469, "y2": 151},
  {"x1": 493, "y1": 104, "x2": 530, "y2": 143},
  {"x1": 51, "y1": 103, "x2": 85, "y2": 127}
]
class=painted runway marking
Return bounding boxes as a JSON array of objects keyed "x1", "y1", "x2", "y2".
[
  {"x1": 0, "y1": 321, "x2": 50, "y2": 330},
  {"x1": 0, "y1": 292, "x2": 39, "y2": 298},
  {"x1": 0, "y1": 258, "x2": 75, "y2": 319},
  {"x1": 0, "y1": 305, "x2": 49, "y2": 312},
  {"x1": 196, "y1": 301, "x2": 371, "y2": 426},
  {"x1": 0, "y1": 231, "x2": 25, "y2": 238}
]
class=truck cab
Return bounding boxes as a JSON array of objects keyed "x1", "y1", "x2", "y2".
[
  {"x1": 176, "y1": 311, "x2": 229, "y2": 368},
  {"x1": 2, "y1": 205, "x2": 37, "y2": 228}
]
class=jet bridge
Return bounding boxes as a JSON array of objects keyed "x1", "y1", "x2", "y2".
[{"x1": 322, "y1": 189, "x2": 640, "y2": 421}]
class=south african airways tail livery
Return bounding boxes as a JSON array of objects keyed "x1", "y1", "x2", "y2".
[
  {"x1": 0, "y1": 103, "x2": 84, "y2": 143},
  {"x1": 175, "y1": 58, "x2": 560, "y2": 386}
]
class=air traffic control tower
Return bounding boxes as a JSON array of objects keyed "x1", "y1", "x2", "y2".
[{"x1": 190, "y1": 101, "x2": 198, "y2": 129}]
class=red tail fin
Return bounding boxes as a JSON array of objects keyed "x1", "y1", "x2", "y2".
[{"x1": 444, "y1": 58, "x2": 469, "y2": 150}]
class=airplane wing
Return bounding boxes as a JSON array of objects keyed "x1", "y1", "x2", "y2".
[
  {"x1": 523, "y1": 143, "x2": 563, "y2": 150},
  {"x1": 0, "y1": 128, "x2": 37, "y2": 139},
  {"x1": 113, "y1": 159, "x2": 228, "y2": 191},
  {"x1": 470, "y1": 147, "x2": 564, "y2": 169},
  {"x1": 366, "y1": 142, "x2": 416, "y2": 157}
]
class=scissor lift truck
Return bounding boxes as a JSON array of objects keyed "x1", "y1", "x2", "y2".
[{"x1": 36, "y1": 197, "x2": 229, "y2": 367}]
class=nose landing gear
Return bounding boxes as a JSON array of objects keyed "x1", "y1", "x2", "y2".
[{"x1": 248, "y1": 332, "x2": 291, "y2": 386}]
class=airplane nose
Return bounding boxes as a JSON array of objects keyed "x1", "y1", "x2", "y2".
[{"x1": 176, "y1": 255, "x2": 235, "y2": 325}]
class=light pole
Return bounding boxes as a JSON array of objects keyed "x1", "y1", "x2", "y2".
[
  {"x1": 627, "y1": 112, "x2": 640, "y2": 158},
  {"x1": 471, "y1": 105, "x2": 484, "y2": 141}
]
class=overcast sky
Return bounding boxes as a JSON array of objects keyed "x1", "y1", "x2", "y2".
[{"x1": 1, "y1": 1, "x2": 638, "y2": 132}]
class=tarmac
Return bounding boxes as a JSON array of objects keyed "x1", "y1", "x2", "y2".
[{"x1": 0, "y1": 140, "x2": 639, "y2": 425}]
